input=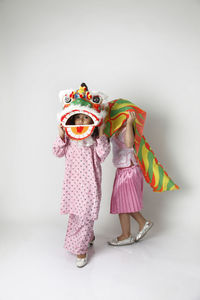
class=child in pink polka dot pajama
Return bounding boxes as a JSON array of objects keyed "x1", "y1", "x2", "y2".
[{"x1": 53, "y1": 115, "x2": 110, "y2": 267}]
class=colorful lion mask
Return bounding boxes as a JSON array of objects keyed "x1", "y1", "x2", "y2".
[{"x1": 58, "y1": 83, "x2": 107, "y2": 140}]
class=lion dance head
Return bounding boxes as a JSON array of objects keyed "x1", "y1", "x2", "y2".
[{"x1": 58, "y1": 83, "x2": 107, "y2": 140}]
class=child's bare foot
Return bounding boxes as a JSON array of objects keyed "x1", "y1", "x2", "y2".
[
  {"x1": 77, "y1": 253, "x2": 86, "y2": 259},
  {"x1": 139, "y1": 220, "x2": 147, "y2": 231},
  {"x1": 76, "y1": 253, "x2": 88, "y2": 268},
  {"x1": 108, "y1": 234, "x2": 135, "y2": 246},
  {"x1": 135, "y1": 221, "x2": 153, "y2": 242},
  {"x1": 117, "y1": 234, "x2": 130, "y2": 241}
]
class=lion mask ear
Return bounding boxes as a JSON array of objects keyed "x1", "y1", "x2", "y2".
[
  {"x1": 59, "y1": 89, "x2": 74, "y2": 106},
  {"x1": 90, "y1": 91, "x2": 108, "y2": 103}
]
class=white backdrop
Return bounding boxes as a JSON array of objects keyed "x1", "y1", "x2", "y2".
[{"x1": 1, "y1": 0, "x2": 200, "y2": 299}]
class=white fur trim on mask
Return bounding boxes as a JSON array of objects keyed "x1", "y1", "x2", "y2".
[
  {"x1": 90, "y1": 91, "x2": 109, "y2": 102},
  {"x1": 57, "y1": 104, "x2": 106, "y2": 123},
  {"x1": 59, "y1": 89, "x2": 74, "y2": 104}
]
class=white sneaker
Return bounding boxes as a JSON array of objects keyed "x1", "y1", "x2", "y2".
[
  {"x1": 108, "y1": 235, "x2": 135, "y2": 246},
  {"x1": 76, "y1": 254, "x2": 88, "y2": 268},
  {"x1": 135, "y1": 221, "x2": 153, "y2": 242}
]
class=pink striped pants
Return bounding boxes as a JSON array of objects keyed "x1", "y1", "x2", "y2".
[{"x1": 64, "y1": 214, "x2": 94, "y2": 255}]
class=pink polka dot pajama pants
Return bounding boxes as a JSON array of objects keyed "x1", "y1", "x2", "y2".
[{"x1": 64, "y1": 214, "x2": 94, "y2": 255}]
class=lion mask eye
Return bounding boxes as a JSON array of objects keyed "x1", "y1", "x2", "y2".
[
  {"x1": 92, "y1": 95, "x2": 101, "y2": 104},
  {"x1": 64, "y1": 95, "x2": 72, "y2": 104}
]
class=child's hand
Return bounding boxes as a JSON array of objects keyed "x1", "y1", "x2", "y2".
[
  {"x1": 100, "y1": 104, "x2": 109, "y2": 112},
  {"x1": 58, "y1": 124, "x2": 65, "y2": 140},
  {"x1": 99, "y1": 119, "x2": 106, "y2": 137},
  {"x1": 127, "y1": 111, "x2": 136, "y2": 125}
]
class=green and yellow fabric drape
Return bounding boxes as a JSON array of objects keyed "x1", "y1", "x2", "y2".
[{"x1": 104, "y1": 99, "x2": 179, "y2": 192}]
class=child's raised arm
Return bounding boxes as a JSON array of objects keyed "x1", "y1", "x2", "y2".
[
  {"x1": 58, "y1": 124, "x2": 65, "y2": 141},
  {"x1": 53, "y1": 124, "x2": 68, "y2": 158},
  {"x1": 95, "y1": 135, "x2": 110, "y2": 162},
  {"x1": 95, "y1": 119, "x2": 111, "y2": 162},
  {"x1": 125, "y1": 111, "x2": 136, "y2": 148}
]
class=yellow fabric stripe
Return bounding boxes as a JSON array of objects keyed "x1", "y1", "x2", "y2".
[
  {"x1": 142, "y1": 144, "x2": 149, "y2": 174},
  {"x1": 135, "y1": 119, "x2": 143, "y2": 127},
  {"x1": 170, "y1": 185, "x2": 177, "y2": 191},
  {"x1": 152, "y1": 159, "x2": 160, "y2": 188},
  {"x1": 162, "y1": 172, "x2": 170, "y2": 191}
]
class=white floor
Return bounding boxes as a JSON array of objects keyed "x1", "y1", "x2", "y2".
[{"x1": 1, "y1": 222, "x2": 200, "y2": 300}]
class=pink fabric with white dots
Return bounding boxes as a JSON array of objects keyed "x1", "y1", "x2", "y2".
[
  {"x1": 64, "y1": 214, "x2": 94, "y2": 255},
  {"x1": 53, "y1": 135, "x2": 110, "y2": 254},
  {"x1": 53, "y1": 135, "x2": 110, "y2": 220}
]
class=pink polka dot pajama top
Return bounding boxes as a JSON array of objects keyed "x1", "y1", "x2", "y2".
[{"x1": 53, "y1": 135, "x2": 110, "y2": 255}]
